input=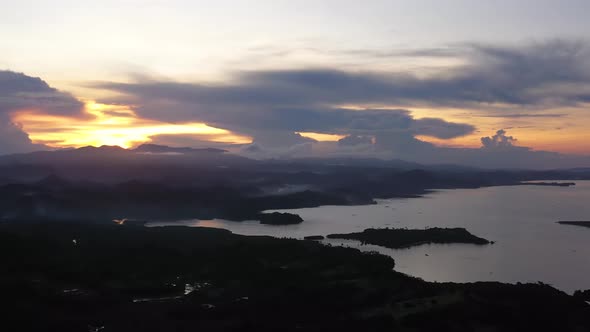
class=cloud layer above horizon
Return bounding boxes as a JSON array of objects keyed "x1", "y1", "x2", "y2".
[
  {"x1": 82, "y1": 40, "x2": 590, "y2": 167},
  {"x1": 3, "y1": 39, "x2": 590, "y2": 168}
]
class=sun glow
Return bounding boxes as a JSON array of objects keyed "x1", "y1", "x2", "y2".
[
  {"x1": 297, "y1": 132, "x2": 346, "y2": 142},
  {"x1": 13, "y1": 101, "x2": 252, "y2": 149}
]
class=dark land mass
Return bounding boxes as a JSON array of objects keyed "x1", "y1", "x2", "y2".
[
  {"x1": 518, "y1": 182, "x2": 576, "y2": 187},
  {"x1": 557, "y1": 221, "x2": 590, "y2": 228},
  {"x1": 574, "y1": 290, "x2": 590, "y2": 302},
  {"x1": 258, "y1": 212, "x2": 304, "y2": 225},
  {"x1": 0, "y1": 145, "x2": 587, "y2": 223},
  {"x1": 304, "y1": 235, "x2": 325, "y2": 240},
  {"x1": 327, "y1": 227, "x2": 491, "y2": 249},
  {"x1": 1, "y1": 221, "x2": 589, "y2": 332}
]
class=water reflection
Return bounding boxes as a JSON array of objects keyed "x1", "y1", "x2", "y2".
[{"x1": 147, "y1": 182, "x2": 590, "y2": 293}]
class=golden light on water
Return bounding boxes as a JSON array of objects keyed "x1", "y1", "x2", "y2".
[{"x1": 13, "y1": 101, "x2": 252, "y2": 149}]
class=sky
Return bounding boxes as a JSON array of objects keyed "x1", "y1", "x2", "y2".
[{"x1": 2, "y1": 0, "x2": 590, "y2": 168}]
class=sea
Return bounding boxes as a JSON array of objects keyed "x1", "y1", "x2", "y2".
[{"x1": 147, "y1": 181, "x2": 590, "y2": 293}]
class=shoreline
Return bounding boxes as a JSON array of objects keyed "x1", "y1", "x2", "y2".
[{"x1": 1, "y1": 221, "x2": 589, "y2": 331}]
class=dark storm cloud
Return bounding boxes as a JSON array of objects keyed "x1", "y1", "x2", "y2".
[
  {"x1": 0, "y1": 71, "x2": 84, "y2": 116},
  {"x1": 0, "y1": 71, "x2": 84, "y2": 154}
]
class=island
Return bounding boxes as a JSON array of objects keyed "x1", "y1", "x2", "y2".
[
  {"x1": 557, "y1": 221, "x2": 590, "y2": 228},
  {"x1": 327, "y1": 227, "x2": 491, "y2": 249},
  {"x1": 519, "y1": 182, "x2": 576, "y2": 187},
  {"x1": 303, "y1": 235, "x2": 325, "y2": 240},
  {"x1": 258, "y1": 212, "x2": 304, "y2": 225},
  {"x1": 0, "y1": 221, "x2": 588, "y2": 331}
]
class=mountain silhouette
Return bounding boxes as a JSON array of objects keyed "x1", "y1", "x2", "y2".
[{"x1": 133, "y1": 144, "x2": 227, "y2": 155}]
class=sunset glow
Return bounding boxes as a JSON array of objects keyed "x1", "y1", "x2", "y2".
[
  {"x1": 13, "y1": 101, "x2": 252, "y2": 149},
  {"x1": 406, "y1": 106, "x2": 590, "y2": 154},
  {"x1": 2, "y1": 1, "x2": 590, "y2": 165},
  {"x1": 297, "y1": 132, "x2": 347, "y2": 142}
]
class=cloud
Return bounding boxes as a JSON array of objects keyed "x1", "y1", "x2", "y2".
[
  {"x1": 94, "y1": 76, "x2": 476, "y2": 148},
  {"x1": 481, "y1": 129, "x2": 522, "y2": 150},
  {"x1": 0, "y1": 114, "x2": 48, "y2": 155},
  {"x1": 94, "y1": 40, "x2": 590, "y2": 138},
  {"x1": 99, "y1": 39, "x2": 590, "y2": 109},
  {"x1": 341, "y1": 46, "x2": 464, "y2": 59},
  {"x1": 1, "y1": 71, "x2": 581, "y2": 169},
  {"x1": 0, "y1": 71, "x2": 84, "y2": 117},
  {"x1": 251, "y1": 131, "x2": 316, "y2": 148},
  {"x1": 478, "y1": 113, "x2": 566, "y2": 118},
  {"x1": 95, "y1": 76, "x2": 476, "y2": 140},
  {"x1": 88, "y1": 39, "x2": 590, "y2": 168},
  {"x1": 399, "y1": 129, "x2": 590, "y2": 170},
  {"x1": 78, "y1": 40, "x2": 590, "y2": 167},
  {"x1": 412, "y1": 117, "x2": 476, "y2": 139},
  {"x1": 234, "y1": 128, "x2": 590, "y2": 170},
  {"x1": 0, "y1": 71, "x2": 84, "y2": 154},
  {"x1": 338, "y1": 135, "x2": 373, "y2": 146}
]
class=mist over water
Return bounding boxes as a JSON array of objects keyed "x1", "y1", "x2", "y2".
[{"x1": 148, "y1": 182, "x2": 590, "y2": 293}]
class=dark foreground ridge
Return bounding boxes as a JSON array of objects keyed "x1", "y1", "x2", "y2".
[
  {"x1": 557, "y1": 221, "x2": 590, "y2": 228},
  {"x1": 327, "y1": 227, "x2": 491, "y2": 249},
  {"x1": 1, "y1": 222, "x2": 589, "y2": 331},
  {"x1": 574, "y1": 289, "x2": 590, "y2": 302}
]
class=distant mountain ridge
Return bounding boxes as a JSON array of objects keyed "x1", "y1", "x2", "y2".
[
  {"x1": 1, "y1": 144, "x2": 590, "y2": 179},
  {"x1": 0, "y1": 144, "x2": 243, "y2": 165},
  {"x1": 133, "y1": 144, "x2": 227, "y2": 154},
  {"x1": 0, "y1": 144, "x2": 255, "y2": 183},
  {"x1": 1, "y1": 144, "x2": 589, "y2": 222}
]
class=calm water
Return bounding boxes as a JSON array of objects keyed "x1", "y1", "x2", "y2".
[{"x1": 148, "y1": 181, "x2": 590, "y2": 293}]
